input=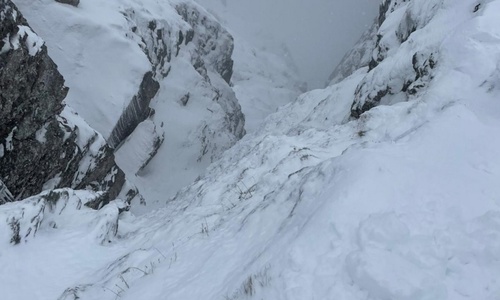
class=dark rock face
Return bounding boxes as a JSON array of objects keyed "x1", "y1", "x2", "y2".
[
  {"x1": 108, "y1": 72, "x2": 160, "y2": 149},
  {"x1": 0, "y1": 5, "x2": 67, "y2": 141},
  {"x1": 54, "y1": 0, "x2": 79, "y2": 7},
  {"x1": 0, "y1": 0, "x2": 125, "y2": 206}
]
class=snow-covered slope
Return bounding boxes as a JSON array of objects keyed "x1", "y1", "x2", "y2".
[{"x1": 2, "y1": 0, "x2": 500, "y2": 299}]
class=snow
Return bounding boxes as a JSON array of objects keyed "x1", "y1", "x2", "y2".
[
  {"x1": 42, "y1": 173, "x2": 62, "y2": 191},
  {"x1": 115, "y1": 64, "x2": 240, "y2": 214},
  {"x1": 3, "y1": 0, "x2": 500, "y2": 299},
  {"x1": 0, "y1": 24, "x2": 44, "y2": 55},
  {"x1": 14, "y1": 0, "x2": 152, "y2": 139},
  {"x1": 17, "y1": 25, "x2": 44, "y2": 55}
]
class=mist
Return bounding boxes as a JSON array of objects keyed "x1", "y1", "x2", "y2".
[{"x1": 198, "y1": 0, "x2": 380, "y2": 89}]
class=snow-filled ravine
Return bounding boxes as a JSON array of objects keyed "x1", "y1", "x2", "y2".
[{"x1": 2, "y1": 0, "x2": 500, "y2": 300}]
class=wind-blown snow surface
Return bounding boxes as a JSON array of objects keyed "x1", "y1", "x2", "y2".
[{"x1": 2, "y1": 0, "x2": 500, "y2": 299}]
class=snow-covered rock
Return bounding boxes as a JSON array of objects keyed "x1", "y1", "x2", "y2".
[
  {"x1": 13, "y1": 0, "x2": 245, "y2": 212},
  {"x1": 350, "y1": 0, "x2": 443, "y2": 118}
]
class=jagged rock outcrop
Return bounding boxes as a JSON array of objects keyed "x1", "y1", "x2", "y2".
[
  {"x1": 175, "y1": 3, "x2": 235, "y2": 84},
  {"x1": 54, "y1": 0, "x2": 79, "y2": 7},
  {"x1": 0, "y1": 0, "x2": 128, "y2": 206},
  {"x1": 0, "y1": 188, "x2": 128, "y2": 245},
  {"x1": 349, "y1": 0, "x2": 440, "y2": 118}
]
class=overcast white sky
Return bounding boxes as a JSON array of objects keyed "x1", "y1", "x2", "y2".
[{"x1": 198, "y1": 0, "x2": 380, "y2": 88}]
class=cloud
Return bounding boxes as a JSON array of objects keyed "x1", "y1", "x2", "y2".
[{"x1": 198, "y1": 0, "x2": 380, "y2": 88}]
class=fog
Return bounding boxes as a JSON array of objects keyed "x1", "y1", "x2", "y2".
[{"x1": 198, "y1": 0, "x2": 380, "y2": 89}]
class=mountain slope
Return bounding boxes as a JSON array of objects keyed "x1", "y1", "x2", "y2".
[{"x1": 2, "y1": 0, "x2": 500, "y2": 299}]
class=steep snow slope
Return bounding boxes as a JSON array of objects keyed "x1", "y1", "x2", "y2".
[{"x1": 2, "y1": 0, "x2": 500, "y2": 300}]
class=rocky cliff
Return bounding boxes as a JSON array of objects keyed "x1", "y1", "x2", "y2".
[
  {"x1": 0, "y1": 0, "x2": 130, "y2": 207},
  {"x1": 13, "y1": 0, "x2": 245, "y2": 211},
  {"x1": 328, "y1": 0, "x2": 443, "y2": 118}
]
